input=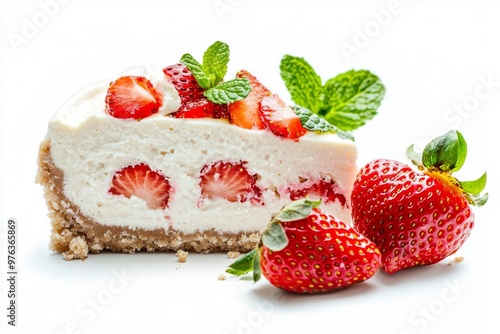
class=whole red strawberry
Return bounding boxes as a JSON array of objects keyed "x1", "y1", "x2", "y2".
[
  {"x1": 227, "y1": 199, "x2": 381, "y2": 293},
  {"x1": 351, "y1": 130, "x2": 488, "y2": 274}
]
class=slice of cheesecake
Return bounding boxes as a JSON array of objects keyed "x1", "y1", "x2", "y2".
[{"x1": 36, "y1": 42, "x2": 362, "y2": 260}]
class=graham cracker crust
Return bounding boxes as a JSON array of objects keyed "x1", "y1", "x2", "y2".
[{"x1": 36, "y1": 139, "x2": 260, "y2": 260}]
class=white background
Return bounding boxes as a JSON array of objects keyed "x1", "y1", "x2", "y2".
[{"x1": 1, "y1": 0, "x2": 499, "y2": 333}]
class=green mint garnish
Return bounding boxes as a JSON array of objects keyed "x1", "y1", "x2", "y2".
[
  {"x1": 180, "y1": 41, "x2": 251, "y2": 104},
  {"x1": 202, "y1": 40, "x2": 229, "y2": 87},
  {"x1": 180, "y1": 53, "x2": 211, "y2": 89},
  {"x1": 279, "y1": 55, "x2": 323, "y2": 113},
  {"x1": 406, "y1": 130, "x2": 488, "y2": 207},
  {"x1": 280, "y1": 55, "x2": 385, "y2": 131},
  {"x1": 293, "y1": 105, "x2": 354, "y2": 141},
  {"x1": 204, "y1": 78, "x2": 251, "y2": 104}
]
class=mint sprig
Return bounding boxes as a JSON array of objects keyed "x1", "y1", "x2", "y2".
[
  {"x1": 279, "y1": 55, "x2": 323, "y2": 113},
  {"x1": 180, "y1": 41, "x2": 251, "y2": 104},
  {"x1": 280, "y1": 55, "x2": 385, "y2": 131},
  {"x1": 406, "y1": 130, "x2": 488, "y2": 207},
  {"x1": 203, "y1": 78, "x2": 251, "y2": 104},
  {"x1": 293, "y1": 105, "x2": 354, "y2": 141}
]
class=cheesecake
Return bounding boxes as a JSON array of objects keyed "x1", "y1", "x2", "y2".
[{"x1": 36, "y1": 42, "x2": 366, "y2": 260}]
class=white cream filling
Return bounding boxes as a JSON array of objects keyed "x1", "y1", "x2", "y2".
[{"x1": 46, "y1": 68, "x2": 358, "y2": 234}]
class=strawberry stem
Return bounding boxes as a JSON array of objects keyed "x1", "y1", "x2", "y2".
[
  {"x1": 407, "y1": 130, "x2": 488, "y2": 207},
  {"x1": 422, "y1": 130, "x2": 466, "y2": 172}
]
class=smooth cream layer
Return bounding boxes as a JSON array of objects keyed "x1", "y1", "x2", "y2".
[{"x1": 46, "y1": 69, "x2": 358, "y2": 234}]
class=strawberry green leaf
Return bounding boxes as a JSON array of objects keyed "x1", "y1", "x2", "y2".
[
  {"x1": 202, "y1": 41, "x2": 230, "y2": 87},
  {"x1": 226, "y1": 248, "x2": 258, "y2": 276},
  {"x1": 180, "y1": 53, "x2": 211, "y2": 90},
  {"x1": 252, "y1": 252, "x2": 261, "y2": 282},
  {"x1": 261, "y1": 221, "x2": 288, "y2": 252},
  {"x1": 280, "y1": 55, "x2": 323, "y2": 113},
  {"x1": 204, "y1": 78, "x2": 251, "y2": 104},
  {"x1": 406, "y1": 144, "x2": 423, "y2": 167},
  {"x1": 412, "y1": 130, "x2": 487, "y2": 207},
  {"x1": 274, "y1": 198, "x2": 321, "y2": 222},
  {"x1": 321, "y1": 70, "x2": 385, "y2": 131},
  {"x1": 226, "y1": 248, "x2": 262, "y2": 283},
  {"x1": 422, "y1": 130, "x2": 467, "y2": 172},
  {"x1": 471, "y1": 192, "x2": 489, "y2": 207},
  {"x1": 293, "y1": 105, "x2": 354, "y2": 141},
  {"x1": 460, "y1": 172, "x2": 487, "y2": 195}
]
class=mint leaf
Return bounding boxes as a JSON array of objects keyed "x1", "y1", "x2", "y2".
[
  {"x1": 321, "y1": 70, "x2": 385, "y2": 131},
  {"x1": 293, "y1": 105, "x2": 354, "y2": 141},
  {"x1": 226, "y1": 248, "x2": 258, "y2": 276},
  {"x1": 180, "y1": 53, "x2": 211, "y2": 89},
  {"x1": 280, "y1": 55, "x2": 323, "y2": 113},
  {"x1": 204, "y1": 78, "x2": 251, "y2": 104},
  {"x1": 180, "y1": 41, "x2": 244, "y2": 104},
  {"x1": 422, "y1": 130, "x2": 467, "y2": 172},
  {"x1": 279, "y1": 55, "x2": 385, "y2": 132},
  {"x1": 202, "y1": 41, "x2": 229, "y2": 87}
]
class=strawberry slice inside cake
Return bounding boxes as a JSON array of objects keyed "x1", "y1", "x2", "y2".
[{"x1": 36, "y1": 41, "x2": 361, "y2": 260}]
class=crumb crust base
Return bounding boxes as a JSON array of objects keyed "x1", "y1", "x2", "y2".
[{"x1": 36, "y1": 140, "x2": 260, "y2": 260}]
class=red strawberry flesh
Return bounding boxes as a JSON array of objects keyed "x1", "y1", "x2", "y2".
[
  {"x1": 259, "y1": 94, "x2": 307, "y2": 140},
  {"x1": 228, "y1": 70, "x2": 268, "y2": 129},
  {"x1": 109, "y1": 163, "x2": 172, "y2": 210},
  {"x1": 172, "y1": 97, "x2": 229, "y2": 119},
  {"x1": 286, "y1": 178, "x2": 346, "y2": 206},
  {"x1": 163, "y1": 63, "x2": 204, "y2": 103},
  {"x1": 199, "y1": 161, "x2": 262, "y2": 204},
  {"x1": 105, "y1": 76, "x2": 162, "y2": 120}
]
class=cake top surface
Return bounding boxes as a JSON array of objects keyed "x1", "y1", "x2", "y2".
[{"x1": 48, "y1": 41, "x2": 386, "y2": 143}]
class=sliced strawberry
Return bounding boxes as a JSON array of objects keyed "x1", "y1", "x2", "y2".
[
  {"x1": 109, "y1": 164, "x2": 172, "y2": 210},
  {"x1": 258, "y1": 94, "x2": 307, "y2": 140},
  {"x1": 172, "y1": 97, "x2": 229, "y2": 119},
  {"x1": 105, "y1": 76, "x2": 162, "y2": 120},
  {"x1": 228, "y1": 70, "x2": 268, "y2": 129},
  {"x1": 286, "y1": 178, "x2": 346, "y2": 206},
  {"x1": 199, "y1": 161, "x2": 262, "y2": 204},
  {"x1": 163, "y1": 63, "x2": 204, "y2": 103}
]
